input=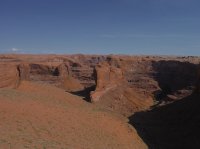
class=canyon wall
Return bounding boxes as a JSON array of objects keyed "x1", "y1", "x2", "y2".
[
  {"x1": 89, "y1": 56, "x2": 199, "y2": 115},
  {"x1": 0, "y1": 64, "x2": 19, "y2": 88},
  {"x1": 128, "y1": 63, "x2": 200, "y2": 149},
  {"x1": 1, "y1": 54, "x2": 199, "y2": 148},
  {"x1": 0, "y1": 54, "x2": 199, "y2": 115},
  {"x1": 0, "y1": 55, "x2": 105, "y2": 91}
]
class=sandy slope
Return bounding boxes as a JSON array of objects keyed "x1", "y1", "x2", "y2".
[{"x1": 0, "y1": 81, "x2": 147, "y2": 149}]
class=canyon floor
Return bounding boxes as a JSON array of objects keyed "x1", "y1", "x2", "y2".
[{"x1": 0, "y1": 54, "x2": 200, "y2": 149}]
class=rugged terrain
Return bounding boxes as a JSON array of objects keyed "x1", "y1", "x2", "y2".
[
  {"x1": 0, "y1": 54, "x2": 200, "y2": 148},
  {"x1": 0, "y1": 81, "x2": 146, "y2": 148}
]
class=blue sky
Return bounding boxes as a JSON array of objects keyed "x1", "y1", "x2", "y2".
[{"x1": 0, "y1": 0, "x2": 200, "y2": 55}]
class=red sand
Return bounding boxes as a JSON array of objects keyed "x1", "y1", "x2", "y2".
[{"x1": 0, "y1": 81, "x2": 147, "y2": 149}]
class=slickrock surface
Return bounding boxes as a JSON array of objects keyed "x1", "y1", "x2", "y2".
[{"x1": 0, "y1": 81, "x2": 147, "y2": 149}]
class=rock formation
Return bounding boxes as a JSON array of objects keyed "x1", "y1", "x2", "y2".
[
  {"x1": 57, "y1": 63, "x2": 84, "y2": 91},
  {"x1": 0, "y1": 54, "x2": 198, "y2": 115},
  {"x1": 90, "y1": 60, "x2": 154, "y2": 116},
  {"x1": 17, "y1": 63, "x2": 30, "y2": 81},
  {"x1": 90, "y1": 61, "x2": 125, "y2": 102},
  {"x1": 129, "y1": 68, "x2": 200, "y2": 149},
  {"x1": 0, "y1": 64, "x2": 19, "y2": 88},
  {"x1": 0, "y1": 54, "x2": 200, "y2": 148}
]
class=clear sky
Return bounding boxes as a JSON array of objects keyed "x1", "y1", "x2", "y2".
[{"x1": 0, "y1": 0, "x2": 200, "y2": 55}]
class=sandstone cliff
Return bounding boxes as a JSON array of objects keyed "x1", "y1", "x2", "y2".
[
  {"x1": 0, "y1": 64, "x2": 19, "y2": 88},
  {"x1": 91, "y1": 60, "x2": 153, "y2": 116},
  {"x1": 90, "y1": 61, "x2": 125, "y2": 102},
  {"x1": 57, "y1": 63, "x2": 84, "y2": 91}
]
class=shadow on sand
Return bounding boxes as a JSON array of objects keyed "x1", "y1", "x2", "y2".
[
  {"x1": 69, "y1": 85, "x2": 96, "y2": 102},
  {"x1": 129, "y1": 93, "x2": 200, "y2": 149},
  {"x1": 129, "y1": 60, "x2": 200, "y2": 149},
  {"x1": 151, "y1": 60, "x2": 198, "y2": 101}
]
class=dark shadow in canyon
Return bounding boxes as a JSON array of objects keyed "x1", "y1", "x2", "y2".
[
  {"x1": 129, "y1": 61, "x2": 200, "y2": 148},
  {"x1": 151, "y1": 60, "x2": 198, "y2": 101},
  {"x1": 129, "y1": 93, "x2": 200, "y2": 149},
  {"x1": 70, "y1": 85, "x2": 96, "y2": 102}
]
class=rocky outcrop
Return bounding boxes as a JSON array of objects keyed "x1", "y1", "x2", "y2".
[
  {"x1": 89, "y1": 56, "x2": 199, "y2": 115},
  {"x1": 0, "y1": 64, "x2": 19, "y2": 88},
  {"x1": 106, "y1": 56, "x2": 198, "y2": 102},
  {"x1": 129, "y1": 66, "x2": 200, "y2": 149},
  {"x1": 57, "y1": 63, "x2": 84, "y2": 92},
  {"x1": 90, "y1": 62, "x2": 125, "y2": 102},
  {"x1": 1, "y1": 54, "x2": 200, "y2": 148},
  {"x1": 90, "y1": 61, "x2": 153, "y2": 116},
  {"x1": 0, "y1": 54, "x2": 199, "y2": 102},
  {"x1": 17, "y1": 63, "x2": 30, "y2": 81}
]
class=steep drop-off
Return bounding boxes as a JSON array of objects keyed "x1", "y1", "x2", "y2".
[
  {"x1": 0, "y1": 54, "x2": 200, "y2": 148},
  {"x1": 91, "y1": 61, "x2": 153, "y2": 116},
  {"x1": 90, "y1": 56, "x2": 199, "y2": 116},
  {"x1": 128, "y1": 64, "x2": 200, "y2": 149}
]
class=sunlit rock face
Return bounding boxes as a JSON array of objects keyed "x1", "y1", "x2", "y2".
[
  {"x1": 0, "y1": 54, "x2": 199, "y2": 116},
  {"x1": 18, "y1": 63, "x2": 30, "y2": 81},
  {"x1": 0, "y1": 64, "x2": 19, "y2": 88},
  {"x1": 57, "y1": 63, "x2": 84, "y2": 92},
  {"x1": 90, "y1": 61, "x2": 125, "y2": 102}
]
